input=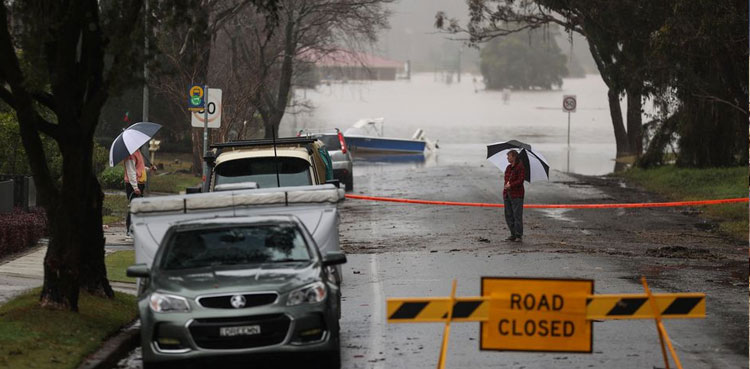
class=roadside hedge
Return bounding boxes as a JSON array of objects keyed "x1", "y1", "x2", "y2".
[
  {"x1": 99, "y1": 166, "x2": 124, "y2": 190},
  {"x1": 0, "y1": 207, "x2": 47, "y2": 259}
]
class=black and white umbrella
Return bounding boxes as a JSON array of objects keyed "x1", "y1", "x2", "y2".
[
  {"x1": 109, "y1": 122, "x2": 162, "y2": 167},
  {"x1": 486, "y1": 140, "x2": 550, "y2": 182}
]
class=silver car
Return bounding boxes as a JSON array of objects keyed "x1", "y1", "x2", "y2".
[
  {"x1": 127, "y1": 215, "x2": 346, "y2": 369},
  {"x1": 298, "y1": 129, "x2": 354, "y2": 191}
]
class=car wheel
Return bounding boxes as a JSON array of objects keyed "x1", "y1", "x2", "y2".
[
  {"x1": 319, "y1": 349, "x2": 341, "y2": 369},
  {"x1": 345, "y1": 174, "x2": 353, "y2": 191}
]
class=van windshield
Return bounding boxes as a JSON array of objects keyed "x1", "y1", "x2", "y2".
[
  {"x1": 214, "y1": 157, "x2": 312, "y2": 188},
  {"x1": 160, "y1": 224, "x2": 312, "y2": 270}
]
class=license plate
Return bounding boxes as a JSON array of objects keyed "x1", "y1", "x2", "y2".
[{"x1": 219, "y1": 325, "x2": 261, "y2": 337}]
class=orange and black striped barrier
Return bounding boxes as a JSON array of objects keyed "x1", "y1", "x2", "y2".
[
  {"x1": 346, "y1": 194, "x2": 748, "y2": 208},
  {"x1": 387, "y1": 277, "x2": 703, "y2": 369}
]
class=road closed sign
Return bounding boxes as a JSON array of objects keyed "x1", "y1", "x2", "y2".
[{"x1": 480, "y1": 277, "x2": 593, "y2": 353}]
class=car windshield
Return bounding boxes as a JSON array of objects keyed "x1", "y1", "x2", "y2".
[
  {"x1": 160, "y1": 224, "x2": 312, "y2": 270},
  {"x1": 214, "y1": 157, "x2": 311, "y2": 188},
  {"x1": 316, "y1": 135, "x2": 341, "y2": 150}
]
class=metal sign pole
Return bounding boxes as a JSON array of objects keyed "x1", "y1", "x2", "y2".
[
  {"x1": 202, "y1": 85, "x2": 209, "y2": 190},
  {"x1": 567, "y1": 111, "x2": 571, "y2": 149},
  {"x1": 567, "y1": 111, "x2": 571, "y2": 172},
  {"x1": 272, "y1": 123, "x2": 281, "y2": 188}
]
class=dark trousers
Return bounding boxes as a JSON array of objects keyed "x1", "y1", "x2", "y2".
[
  {"x1": 125, "y1": 183, "x2": 145, "y2": 233},
  {"x1": 504, "y1": 195, "x2": 524, "y2": 238}
]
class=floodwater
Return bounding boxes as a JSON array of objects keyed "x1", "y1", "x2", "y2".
[{"x1": 282, "y1": 73, "x2": 626, "y2": 175}]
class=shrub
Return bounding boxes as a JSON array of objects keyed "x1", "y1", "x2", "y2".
[
  {"x1": 92, "y1": 142, "x2": 109, "y2": 175},
  {"x1": 99, "y1": 166, "x2": 124, "y2": 190},
  {"x1": 0, "y1": 207, "x2": 47, "y2": 259},
  {"x1": 0, "y1": 112, "x2": 107, "y2": 182}
]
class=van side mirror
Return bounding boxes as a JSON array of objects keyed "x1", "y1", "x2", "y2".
[
  {"x1": 204, "y1": 151, "x2": 217, "y2": 167},
  {"x1": 323, "y1": 251, "x2": 347, "y2": 266},
  {"x1": 126, "y1": 264, "x2": 151, "y2": 278},
  {"x1": 325, "y1": 179, "x2": 340, "y2": 188}
]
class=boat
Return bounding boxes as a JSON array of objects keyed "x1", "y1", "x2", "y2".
[{"x1": 343, "y1": 118, "x2": 436, "y2": 154}]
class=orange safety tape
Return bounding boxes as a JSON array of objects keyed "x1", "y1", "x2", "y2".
[{"x1": 344, "y1": 194, "x2": 749, "y2": 209}]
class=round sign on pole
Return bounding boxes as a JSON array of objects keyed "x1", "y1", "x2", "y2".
[
  {"x1": 563, "y1": 95, "x2": 577, "y2": 113},
  {"x1": 188, "y1": 85, "x2": 205, "y2": 111}
]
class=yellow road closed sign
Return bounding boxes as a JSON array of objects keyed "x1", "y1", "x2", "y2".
[{"x1": 480, "y1": 277, "x2": 593, "y2": 353}]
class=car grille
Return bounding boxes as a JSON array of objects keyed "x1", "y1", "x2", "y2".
[
  {"x1": 189, "y1": 314, "x2": 290, "y2": 349},
  {"x1": 197, "y1": 293, "x2": 278, "y2": 309}
]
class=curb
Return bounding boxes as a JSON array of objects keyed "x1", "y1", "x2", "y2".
[{"x1": 77, "y1": 320, "x2": 140, "y2": 369}]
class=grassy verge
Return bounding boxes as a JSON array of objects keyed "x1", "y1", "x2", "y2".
[
  {"x1": 106, "y1": 250, "x2": 136, "y2": 284},
  {"x1": 102, "y1": 193, "x2": 128, "y2": 226},
  {"x1": 148, "y1": 172, "x2": 200, "y2": 193},
  {"x1": 618, "y1": 165, "x2": 748, "y2": 240},
  {"x1": 149, "y1": 152, "x2": 200, "y2": 193},
  {"x1": 0, "y1": 289, "x2": 137, "y2": 369}
]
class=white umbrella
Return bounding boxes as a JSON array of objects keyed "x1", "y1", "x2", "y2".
[
  {"x1": 109, "y1": 122, "x2": 162, "y2": 167},
  {"x1": 486, "y1": 140, "x2": 550, "y2": 182}
]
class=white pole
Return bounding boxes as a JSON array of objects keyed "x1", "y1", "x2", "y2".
[
  {"x1": 202, "y1": 85, "x2": 209, "y2": 189},
  {"x1": 142, "y1": 0, "x2": 149, "y2": 123},
  {"x1": 142, "y1": 0, "x2": 150, "y2": 192}
]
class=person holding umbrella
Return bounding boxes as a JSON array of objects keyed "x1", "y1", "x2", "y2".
[
  {"x1": 486, "y1": 140, "x2": 550, "y2": 243},
  {"x1": 123, "y1": 149, "x2": 156, "y2": 197},
  {"x1": 109, "y1": 121, "x2": 162, "y2": 234},
  {"x1": 503, "y1": 150, "x2": 526, "y2": 242}
]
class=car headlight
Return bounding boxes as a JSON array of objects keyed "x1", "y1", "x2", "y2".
[
  {"x1": 287, "y1": 282, "x2": 327, "y2": 306},
  {"x1": 149, "y1": 292, "x2": 190, "y2": 313}
]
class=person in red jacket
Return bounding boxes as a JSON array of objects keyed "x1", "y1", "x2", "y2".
[{"x1": 503, "y1": 150, "x2": 526, "y2": 242}]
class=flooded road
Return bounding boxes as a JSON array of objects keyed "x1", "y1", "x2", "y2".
[
  {"x1": 283, "y1": 73, "x2": 628, "y2": 175},
  {"x1": 112, "y1": 74, "x2": 747, "y2": 369},
  {"x1": 114, "y1": 160, "x2": 748, "y2": 369}
]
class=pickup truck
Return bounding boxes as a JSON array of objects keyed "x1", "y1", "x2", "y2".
[
  {"x1": 130, "y1": 184, "x2": 345, "y2": 286},
  {"x1": 200, "y1": 137, "x2": 335, "y2": 193}
]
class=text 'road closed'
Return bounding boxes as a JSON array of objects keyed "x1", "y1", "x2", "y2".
[{"x1": 481, "y1": 278, "x2": 593, "y2": 352}]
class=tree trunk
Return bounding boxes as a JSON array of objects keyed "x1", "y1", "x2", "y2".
[
  {"x1": 40, "y1": 213, "x2": 81, "y2": 311},
  {"x1": 41, "y1": 137, "x2": 113, "y2": 309},
  {"x1": 264, "y1": 15, "x2": 296, "y2": 139},
  {"x1": 79, "y1": 175, "x2": 114, "y2": 298},
  {"x1": 607, "y1": 89, "x2": 630, "y2": 156},
  {"x1": 625, "y1": 85, "x2": 643, "y2": 156}
]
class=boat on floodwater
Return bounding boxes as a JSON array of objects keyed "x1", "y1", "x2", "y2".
[{"x1": 343, "y1": 118, "x2": 436, "y2": 154}]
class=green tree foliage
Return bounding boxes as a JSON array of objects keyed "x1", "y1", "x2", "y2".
[
  {"x1": 479, "y1": 27, "x2": 567, "y2": 90},
  {"x1": 437, "y1": 0, "x2": 748, "y2": 167},
  {"x1": 0, "y1": 112, "x2": 109, "y2": 181},
  {"x1": 642, "y1": 0, "x2": 748, "y2": 167}
]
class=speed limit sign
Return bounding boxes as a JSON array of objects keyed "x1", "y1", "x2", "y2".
[
  {"x1": 191, "y1": 88, "x2": 222, "y2": 128},
  {"x1": 563, "y1": 95, "x2": 577, "y2": 113}
]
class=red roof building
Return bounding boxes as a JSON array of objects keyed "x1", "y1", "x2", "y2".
[{"x1": 303, "y1": 50, "x2": 404, "y2": 81}]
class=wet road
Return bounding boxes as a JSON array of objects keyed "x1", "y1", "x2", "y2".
[
  {"x1": 114, "y1": 74, "x2": 746, "y2": 368},
  {"x1": 334, "y1": 160, "x2": 747, "y2": 369},
  {"x1": 114, "y1": 160, "x2": 747, "y2": 369}
]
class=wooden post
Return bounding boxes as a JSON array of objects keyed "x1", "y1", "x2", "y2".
[
  {"x1": 437, "y1": 280, "x2": 457, "y2": 369},
  {"x1": 642, "y1": 276, "x2": 683, "y2": 369}
]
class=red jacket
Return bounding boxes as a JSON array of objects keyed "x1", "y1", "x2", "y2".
[{"x1": 503, "y1": 161, "x2": 526, "y2": 198}]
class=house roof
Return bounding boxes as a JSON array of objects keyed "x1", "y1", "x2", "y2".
[{"x1": 302, "y1": 50, "x2": 403, "y2": 69}]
